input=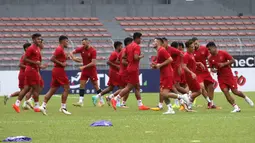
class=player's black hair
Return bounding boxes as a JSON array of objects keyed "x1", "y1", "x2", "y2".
[
  {"x1": 59, "y1": 35, "x2": 68, "y2": 42},
  {"x1": 206, "y1": 42, "x2": 217, "y2": 48},
  {"x1": 171, "y1": 41, "x2": 179, "y2": 48},
  {"x1": 114, "y1": 41, "x2": 122, "y2": 49},
  {"x1": 155, "y1": 38, "x2": 164, "y2": 44},
  {"x1": 31, "y1": 33, "x2": 41, "y2": 40},
  {"x1": 178, "y1": 42, "x2": 184, "y2": 48},
  {"x1": 185, "y1": 39, "x2": 194, "y2": 48},
  {"x1": 133, "y1": 32, "x2": 142, "y2": 40},
  {"x1": 82, "y1": 38, "x2": 88, "y2": 41},
  {"x1": 23, "y1": 43, "x2": 31, "y2": 51},
  {"x1": 124, "y1": 37, "x2": 133, "y2": 46},
  {"x1": 162, "y1": 37, "x2": 168, "y2": 41},
  {"x1": 191, "y1": 37, "x2": 198, "y2": 42}
]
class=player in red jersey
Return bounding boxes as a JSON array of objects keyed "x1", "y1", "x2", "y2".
[
  {"x1": 206, "y1": 42, "x2": 254, "y2": 112},
  {"x1": 4, "y1": 43, "x2": 31, "y2": 105},
  {"x1": 192, "y1": 37, "x2": 218, "y2": 109},
  {"x1": 182, "y1": 39, "x2": 202, "y2": 109},
  {"x1": 39, "y1": 35, "x2": 71, "y2": 115},
  {"x1": 111, "y1": 32, "x2": 150, "y2": 110},
  {"x1": 13, "y1": 33, "x2": 43, "y2": 113},
  {"x1": 70, "y1": 38, "x2": 102, "y2": 107},
  {"x1": 177, "y1": 42, "x2": 188, "y2": 88},
  {"x1": 105, "y1": 37, "x2": 133, "y2": 107},
  {"x1": 151, "y1": 38, "x2": 189, "y2": 114},
  {"x1": 92, "y1": 41, "x2": 123, "y2": 106}
]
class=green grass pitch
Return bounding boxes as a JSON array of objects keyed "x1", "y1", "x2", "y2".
[{"x1": 1, "y1": 92, "x2": 255, "y2": 143}]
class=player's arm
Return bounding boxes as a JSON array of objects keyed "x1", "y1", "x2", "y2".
[
  {"x1": 196, "y1": 62, "x2": 206, "y2": 70},
  {"x1": 79, "y1": 50, "x2": 96, "y2": 70},
  {"x1": 50, "y1": 55, "x2": 66, "y2": 67},
  {"x1": 107, "y1": 61, "x2": 119, "y2": 69},
  {"x1": 23, "y1": 56, "x2": 40, "y2": 66},
  {"x1": 122, "y1": 52, "x2": 128, "y2": 66},
  {"x1": 69, "y1": 51, "x2": 82, "y2": 63},
  {"x1": 156, "y1": 57, "x2": 173, "y2": 69},
  {"x1": 19, "y1": 63, "x2": 26, "y2": 68},
  {"x1": 219, "y1": 52, "x2": 235, "y2": 68},
  {"x1": 134, "y1": 46, "x2": 143, "y2": 61},
  {"x1": 182, "y1": 55, "x2": 196, "y2": 79}
]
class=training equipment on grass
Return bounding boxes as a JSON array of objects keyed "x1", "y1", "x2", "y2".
[
  {"x1": 2, "y1": 136, "x2": 32, "y2": 142},
  {"x1": 90, "y1": 120, "x2": 113, "y2": 127}
]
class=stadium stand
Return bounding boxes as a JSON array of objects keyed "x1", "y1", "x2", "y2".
[
  {"x1": 115, "y1": 16, "x2": 255, "y2": 56},
  {"x1": 0, "y1": 17, "x2": 113, "y2": 70}
]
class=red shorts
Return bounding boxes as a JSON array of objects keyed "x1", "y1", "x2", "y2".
[
  {"x1": 180, "y1": 72, "x2": 186, "y2": 84},
  {"x1": 197, "y1": 71, "x2": 214, "y2": 85},
  {"x1": 119, "y1": 73, "x2": 128, "y2": 87},
  {"x1": 39, "y1": 74, "x2": 44, "y2": 87},
  {"x1": 173, "y1": 67, "x2": 181, "y2": 83},
  {"x1": 107, "y1": 71, "x2": 120, "y2": 86},
  {"x1": 160, "y1": 76, "x2": 173, "y2": 90},
  {"x1": 51, "y1": 67, "x2": 69, "y2": 88},
  {"x1": 18, "y1": 72, "x2": 25, "y2": 89},
  {"x1": 218, "y1": 76, "x2": 238, "y2": 91},
  {"x1": 24, "y1": 67, "x2": 40, "y2": 86},
  {"x1": 185, "y1": 73, "x2": 201, "y2": 92},
  {"x1": 127, "y1": 70, "x2": 139, "y2": 85},
  {"x1": 81, "y1": 70, "x2": 98, "y2": 81}
]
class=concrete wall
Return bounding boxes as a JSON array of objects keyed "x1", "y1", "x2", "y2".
[{"x1": 0, "y1": 0, "x2": 238, "y2": 18}]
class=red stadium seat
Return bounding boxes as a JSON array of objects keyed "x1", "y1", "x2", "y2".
[
  {"x1": 178, "y1": 16, "x2": 187, "y2": 20},
  {"x1": 163, "y1": 22, "x2": 171, "y2": 26},
  {"x1": 220, "y1": 27, "x2": 229, "y2": 30},
  {"x1": 141, "y1": 17, "x2": 150, "y2": 20},
  {"x1": 222, "y1": 16, "x2": 232, "y2": 19},
  {"x1": 90, "y1": 17, "x2": 99, "y2": 21},
  {"x1": 199, "y1": 22, "x2": 208, "y2": 25},
  {"x1": 195, "y1": 16, "x2": 205, "y2": 20},
  {"x1": 243, "y1": 21, "x2": 253, "y2": 25},
  {"x1": 204, "y1": 16, "x2": 214, "y2": 20},
  {"x1": 151, "y1": 17, "x2": 160, "y2": 20},
  {"x1": 141, "y1": 27, "x2": 150, "y2": 31},
  {"x1": 154, "y1": 22, "x2": 163, "y2": 26},
  {"x1": 169, "y1": 17, "x2": 178, "y2": 20},
  {"x1": 145, "y1": 22, "x2": 154, "y2": 26},
  {"x1": 124, "y1": 17, "x2": 133, "y2": 21},
  {"x1": 211, "y1": 27, "x2": 221, "y2": 31},
  {"x1": 213, "y1": 16, "x2": 222, "y2": 20},
  {"x1": 187, "y1": 16, "x2": 196, "y2": 20},
  {"x1": 238, "y1": 32, "x2": 246, "y2": 36},
  {"x1": 167, "y1": 27, "x2": 176, "y2": 31},
  {"x1": 115, "y1": 17, "x2": 125, "y2": 21},
  {"x1": 133, "y1": 17, "x2": 141, "y2": 20},
  {"x1": 159, "y1": 17, "x2": 168, "y2": 20},
  {"x1": 234, "y1": 21, "x2": 243, "y2": 25}
]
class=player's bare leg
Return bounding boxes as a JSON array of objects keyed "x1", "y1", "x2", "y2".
[
  {"x1": 134, "y1": 84, "x2": 150, "y2": 110},
  {"x1": 31, "y1": 84, "x2": 41, "y2": 112},
  {"x1": 205, "y1": 82, "x2": 220, "y2": 109},
  {"x1": 23, "y1": 88, "x2": 34, "y2": 110},
  {"x1": 231, "y1": 89, "x2": 254, "y2": 107},
  {"x1": 40, "y1": 87, "x2": 58, "y2": 115},
  {"x1": 222, "y1": 88, "x2": 241, "y2": 112},
  {"x1": 93, "y1": 85, "x2": 114, "y2": 106},
  {"x1": 111, "y1": 83, "x2": 133, "y2": 110},
  {"x1": 4, "y1": 90, "x2": 21, "y2": 105},
  {"x1": 187, "y1": 90, "x2": 202, "y2": 110},
  {"x1": 175, "y1": 83, "x2": 188, "y2": 94},
  {"x1": 13, "y1": 86, "x2": 30, "y2": 113},
  {"x1": 200, "y1": 83, "x2": 212, "y2": 106},
  {"x1": 59, "y1": 84, "x2": 71, "y2": 115},
  {"x1": 73, "y1": 80, "x2": 87, "y2": 107},
  {"x1": 91, "y1": 80, "x2": 103, "y2": 106}
]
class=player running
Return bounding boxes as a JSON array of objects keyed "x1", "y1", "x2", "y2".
[
  {"x1": 192, "y1": 37, "x2": 219, "y2": 109},
  {"x1": 182, "y1": 39, "x2": 202, "y2": 110},
  {"x1": 4, "y1": 43, "x2": 32, "y2": 105},
  {"x1": 12, "y1": 33, "x2": 43, "y2": 113},
  {"x1": 151, "y1": 38, "x2": 189, "y2": 114},
  {"x1": 111, "y1": 32, "x2": 150, "y2": 110},
  {"x1": 92, "y1": 41, "x2": 123, "y2": 106},
  {"x1": 105, "y1": 37, "x2": 133, "y2": 108},
  {"x1": 70, "y1": 38, "x2": 102, "y2": 107},
  {"x1": 206, "y1": 42, "x2": 254, "y2": 112},
  {"x1": 39, "y1": 35, "x2": 71, "y2": 115}
]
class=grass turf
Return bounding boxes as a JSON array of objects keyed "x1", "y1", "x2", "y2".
[{"x1": 1, "y1": 92, "x2": 255, "y2": 143}]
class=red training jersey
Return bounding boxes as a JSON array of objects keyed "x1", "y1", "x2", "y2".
[
  {"x1": 183, "y1": 52, "x2": 197, "y2": 74},
  {"x1": 157, "y1": 47, "x2": 173, "y2": 78},
  {"x1": 208, "y1": 50, "x2": 234, "y2": 80},
  {"x1": 108, "y1": 51, "x2": 119, "y2": 73},
  {"x1": 118, "y1": 48, "x2": 127, "y2": 76},
  {"x1": 74, "y1": 46, "x2": 97, "y2": 71},
  {"x1": 167, "y1": 46, "x2": 182, "y2": 69},
  {"x1": 25, "y1": 44, "x2": 41, "y2": 70},
  {"x1": 194, "y1": 46, "x2": 209, "y2": 73},
  {"x1": 19, "y1": 54, "x2": 26, "y2": 74},
  {"x1": 53, "y1": 45, "x2": 67, "y2": 68},
  {"x1": 126, "y1": 42, "x2": 141, "y2": 72}
]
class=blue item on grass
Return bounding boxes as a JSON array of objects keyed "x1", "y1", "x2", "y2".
[
  {"x1": 2, "y1": 136, "x2": 32, "y2": 142},
  {"x1": 90, "y1": 120, "x2": 113, "y2": 127}
]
